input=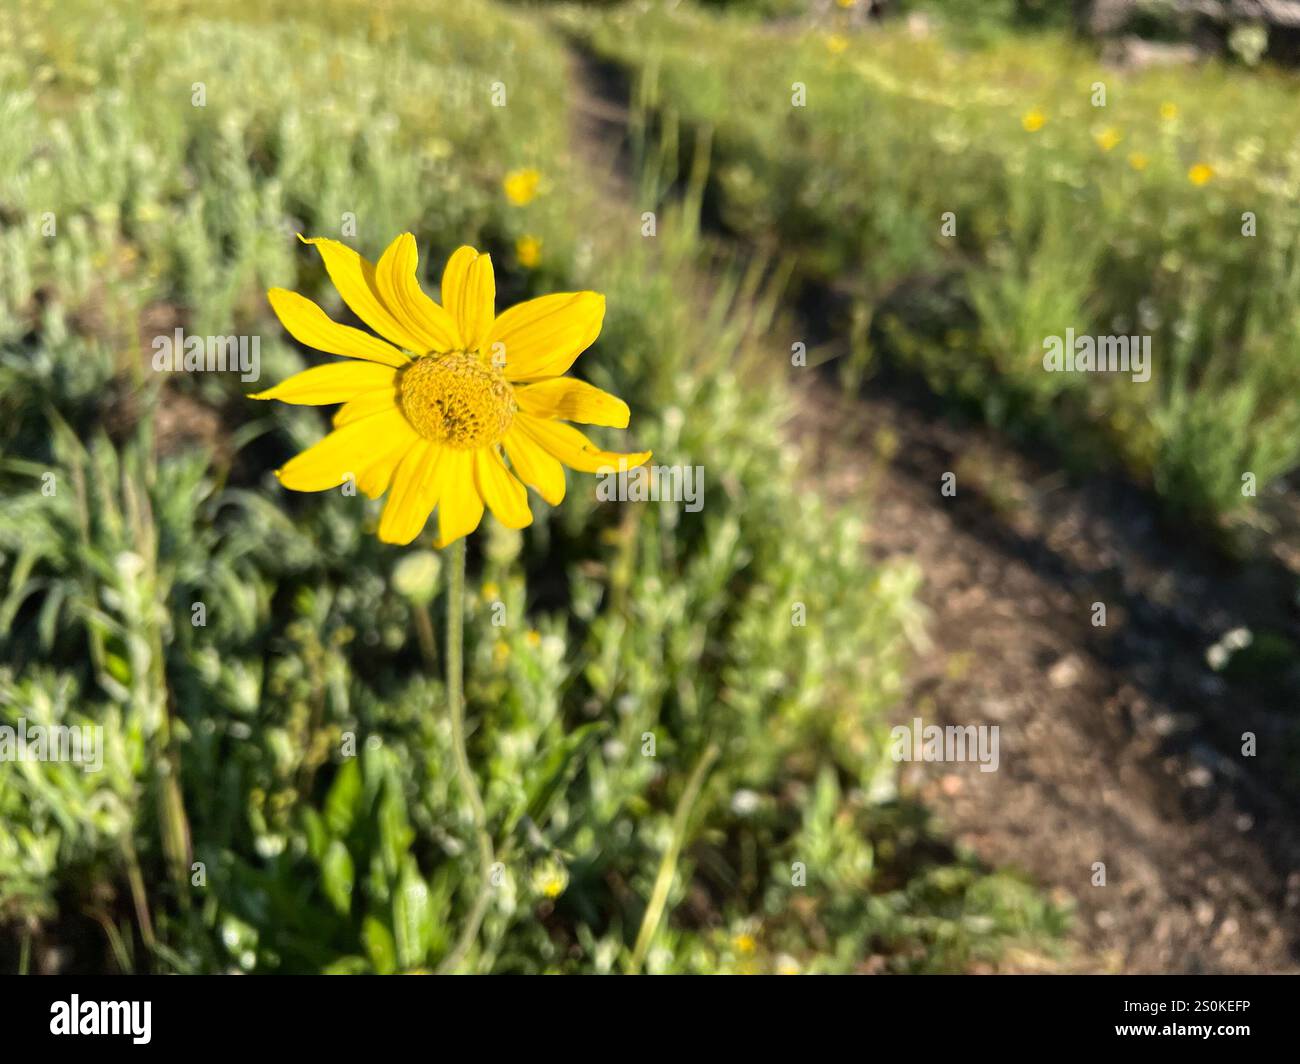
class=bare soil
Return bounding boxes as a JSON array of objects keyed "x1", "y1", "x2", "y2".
[{"x1": 793, "y1": 376, "x2": 1300, "y2": 973}]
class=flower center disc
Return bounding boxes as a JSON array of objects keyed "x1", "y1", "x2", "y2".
[{"x1": 399, "y1": 352, "x2": 515, "y2": 449}]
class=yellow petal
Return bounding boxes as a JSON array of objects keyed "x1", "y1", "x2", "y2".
[
  {"x1": 514, "y1": 413, "x2": 651, "y2": 474},
  {"x1": 487, "y1": 292, "x2": 604, "y2": 382},
  {"x1": 375, "y1": 233, "x2": 461, "y2": 353},
  {"x1": 378, "y1": 441, "x2": 445, "y2": 545},
  {"x1": 474, "y1": 448, "x2": 532, "y2": 529},
  {"x1": 355, "y1": 427, "x2": 420, "y2": 500},
  {"x1": 276, "y1": 410, "x2": 413, "y2": 492},
  {"x1": 333, "y1": 387, "x2": 400, "y2": 427},
  {"x1": 513, "y1": 377, "x2": 630, "y2": 427},
  {"x1": 434, "y1": 449, "x2": 485, "y2": 547},
  {"x1": 267, "y1": 288, "x2": 409, "y2": 368},
  {"x1": 440, "y1": 246, "x2": 495, "y2": 353},
  {"x1": 250, "y1": 361, "x2": 397, "y2": 404},
  {"x1": 299, "y1": 235, "x2": 429, "y2": 354},
  {"x1": 503, "y1": 427, "x2": 566, "y2": 506}
]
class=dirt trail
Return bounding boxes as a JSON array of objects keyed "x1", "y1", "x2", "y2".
[
  {"x1": 565, "y1": 42, "x2": 1300, "y2": 974},
  {"x1": 795, "y1": 379, "x2": 1300, "y2": 972}
]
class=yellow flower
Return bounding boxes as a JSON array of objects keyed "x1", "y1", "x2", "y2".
[
  {"x1": 733, "y1": 932, "x2": 757, "y2": 954},
  {"x1": 1021, "y1": 109, "x2": 1046, "y2": 133},
  {"x1": 1127, "y1": 151, "x2": 1149, "y2": 171},
  {"x1": 525, "y1": 629, "x2": 542, "y2": 648},
  {"x1": 836, "y1": 0, "x2": 857, "y2": 7},
  {"x1": 1188, "y1": 163, "x2": 1214, "y2": 186},
  {"x1": 255, "y1": 235, "x2": 651, "y2": 546},
  {"x1": 1159, "y1": 101, "x2": 1178, "y2": 122},
  {"x1": 1094, "y1": 127, "x2": 1121, "y2": 152},
  {"x1": 532, "y1": 861, "x2": 569, "y2": 899},
  {"x1": 826, "y1": 34, "x2": 848, "y2": 55},
  {"x1": 481, "y1": 581, "x2": 500, "y2": 601},
  {"x1": 516, "y1": 234, "x2": 541, "y2": 269},
  {"x1": 503, "y1": 168, "x2": 540, "y2": 206}
]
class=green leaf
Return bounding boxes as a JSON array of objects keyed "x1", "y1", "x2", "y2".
[
  {"x1": 105, "y1": 651, "x2": 131, "y2": 685},
  {"x1": 377, "y1": 777, "x2": 414, "y2": 879},
  {"x1": 361, "y1": 915, "x2": 397, "y2": 975},
  {"x1": 321, "y1": 839, "x2": 355, "y2": 917},
  {"x1": 324, "y1": 759, "x2": 363, "y2": 837},
  {"x1": 301, "y1": 808, "x2": 327, "y2": 863},
  {"x1": 392, "y1": 857, "x2": 433, "y2": 970}
]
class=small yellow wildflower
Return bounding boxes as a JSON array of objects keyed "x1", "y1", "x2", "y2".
[
  {"x1": 503, "y1": 168, "x2": 540, "y2": 206},
  {"x1": 481, "y1": 581, "x2": 500, "y2": 601},
  {"x1": 1188, "y1": 163, "x2": 1214, "y2": 186},
  {"x1": 836, "y1": 0, "x2": 857, "y2": 7},
  {"x1": 525, "y1": 629, "x2": 542, "y2": 648},
  {"x1": 493, "y1": 639, "x2": 510, "y2": 666},
  {"x1": 1021, "y1": 109, "x2": 1046, "y2": 133},
  {"x1": 1159, "y1": 101, "x2": 1179, "y2": 122},
  {"x1": 1094, "y1": 127, "x2": 1121, "y2": 152},
  {"x1": 733, "y1": 932, "x2": 757, "y2": 954},
  {"x1": 826, "y1": 34, "x2": 848, "y2": 55},
  {"x1": 531, "y1": 860, "x2": 569, "y2": 899},
  {"x1": 1128, "y1": 152, "x2": 1149, "y2": 171},
  {"x1": 516, "y1": 234, "x2": 541, "y2": 269}
]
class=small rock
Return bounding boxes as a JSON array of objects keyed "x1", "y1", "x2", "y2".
[
  {"x1": 1151, "y1": 713, "x2": 1180, "y2": 736},
  {"x1": 982, "y1": 697, "x2": 1014, "y2": 721},
  {"x1": 1048, "y1": 654, "x2": 1084, "y2": 689}
]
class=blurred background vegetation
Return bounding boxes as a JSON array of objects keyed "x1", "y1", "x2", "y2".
[
  {"x1": 576, "y1": 0, "x2": 1300, "y2": 524},
  {"x1": 0, "y1": 0, "x2": 1295, "y2": 974}
]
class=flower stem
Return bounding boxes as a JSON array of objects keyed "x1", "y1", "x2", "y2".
[
  {"x1": 626, "y1": 742, "x2": 719, "y2": 974},
  {"x1": 436, "y1": 536, "x2": 495, "y2": 975}
]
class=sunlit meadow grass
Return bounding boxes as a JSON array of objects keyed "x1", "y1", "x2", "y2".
[
  {"x1": 576, "y1": 2, "x2": 1300, "y2": 525},
  {"x1": 0, "y1": 0, "x2": 1068, "y2": 973}
]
